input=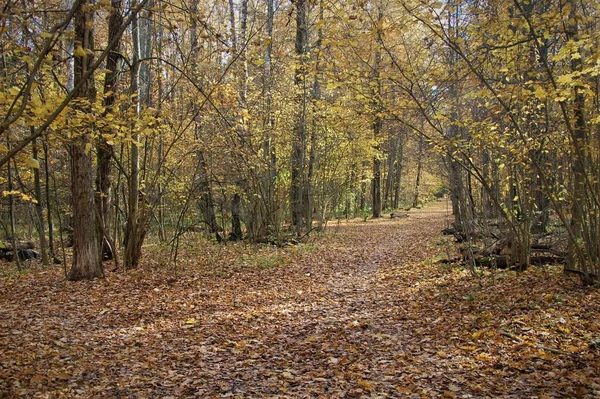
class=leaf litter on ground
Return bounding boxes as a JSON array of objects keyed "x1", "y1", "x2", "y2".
[{"x1": 1, "y1": 200, "x2": 599, "y2": 398}]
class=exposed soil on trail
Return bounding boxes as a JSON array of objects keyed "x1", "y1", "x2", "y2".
[{"x1": 1, "y1": 200, "x2": 599, "y2": 398}]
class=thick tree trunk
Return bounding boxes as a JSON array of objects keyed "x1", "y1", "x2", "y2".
[{"x1": 67, "y1": 0, "x2": 102, "y2": 281}]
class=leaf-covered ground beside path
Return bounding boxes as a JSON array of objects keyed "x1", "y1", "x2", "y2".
[{"x1": 1, "y1": 200, "x2": 599, "y2": 398}]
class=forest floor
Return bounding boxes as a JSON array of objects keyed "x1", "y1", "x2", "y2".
[{"x1": 1, "y1": 200, "x2": 600, "y2": 398}]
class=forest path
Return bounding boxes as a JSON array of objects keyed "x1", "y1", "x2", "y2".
[{"x1": 2, "y1": 200, "x2": 599, "y2": 398}]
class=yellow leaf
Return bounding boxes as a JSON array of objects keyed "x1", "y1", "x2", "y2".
[
  {"x1": 472, "y1": 329, "x2": 485, "y2": 340},
  {"x1": 73, "y1": 45, "x2": 87, "y2": 57},
  {"x1": 357, "y1": 378, "x2": 374, "y2": 392},
  {"x1": 185, "y1": 318, "x2": 196, "y2": 324},
  {"x1": 557, "y1": 74, "x2": 573, "y2": 85},
  {"x1": 24, "y1": 157, "x2": 40, "y2": 169}
]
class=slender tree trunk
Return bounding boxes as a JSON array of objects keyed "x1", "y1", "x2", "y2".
[
  {"x1": 305, "y1": 0, "x2": 324, "y2": 230},
  {"x1": 383, "y1": 138, "x2": 396, "y2": 210},
  {"x1": 189, "y1": 0, "x2": 219, "y2": 239},
  {"x1": 66, "y1": 0, "x2": 74, "y2": 91},
  {"x1": 371, "y1": 3, "x2": 384, "y2": 218},
  {"x1": 291, "y1": 0, "x2": 308, "y2": 232},
  {"x1": 7, "y1": 142, "x2": 21, "y2": 270},
  {"x1": 231, "y1": 193, "x2": 242, "y2": 240},
  {"x1": 43, "y1": 141, "x2": 55, "y2": 258},
  {"x1": 32, "y1": 138, "x2": 49, "y2": 265},
  {"x1": 195, "y1": 135, "x2": 220, "y2": 235},
  {"x1": 565, "y1": 2, "x2": 589, "y2": 277},
  {"x1": 445, "y1": 2, "x2": 470, "y2": 231},
  {"x1": 97, "y1": 0, "x2": 123, "y2": 263},
  {"x1": 67, "y1": 0, "x2": 102, "y2": 280},
  {"x1": 392, "y1": 135, "x2": 404, "y2": 210},
  {"x1": 260, "y1": 0, "x2": 277, "y2": 239},
  {"x1": 124, "y1": 0, "x2": 152, "y2": 269},
  {"x1": 156, "y1": 10, "x2": 166, "y2": 242},
  {"x1": 229, "y1": 0, "x2": 249, "y2": 241},
  {"x1": 413, "y1": 134, "x2": 424, "y2": 208}
]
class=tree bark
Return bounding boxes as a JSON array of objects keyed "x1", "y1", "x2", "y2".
[
  {"x1": 291, "y1": 0, "x2": 308, "y2": 232},
  {"x1": 412, "y1": 133, "x2": 424, "y2": 208},
  {"x1": 97, "y1": 0, "x2": 123, "y2": 263},
  {"x1": 32, "y1": 138, "x2": 49, "y2": 265},
  {"x1": 124, "y1": 0, "x2": 153, "y2": 269},
  {"x1": 260, "y1": 0, "x2": 277, "y2": 239},
  {"x1": 392, "y1": 134, "x2": 404, "y2": 210},
  {"x1": 43, "y1": 141, "x2": 55, "y2": 258},
  {"x1": 565, "y1": 3, "x2": 588, "y2": 277},
  {"x1": 371, "y1": 3, "x2": 384, "y2": 218},
  {"x1": 67, "y1": 0, "x2": 102, "y2": 280}
]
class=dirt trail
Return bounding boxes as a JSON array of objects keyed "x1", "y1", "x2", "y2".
[{"x1": 2, "y1": 200, "x2": 599, "y2": 398}]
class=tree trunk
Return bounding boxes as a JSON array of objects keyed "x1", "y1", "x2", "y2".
[
  {"x1": 412, "y1": 133, "x2": 424, "y2": 208},
  {"x1": 371, "y1": 3, "x2": 384, "y2": 218},
  {"x1": 156, "y1": 11, "x2": 166, "y2": 242},
  {"x1": 32, "y1": 138, "x2": 49, "y2": 265},
  {"x1": 231, "y1": 193, "x2": 243, "y2": 240},
  {"x1": 372, "y1": 128, "x2": 382, "y2": 218},
  {"x1": 196, "y1": 144, "x2": 220, "y2": 234},
  {"x1": 43, "y1": 141, "x2": 55, "y2": 258},
  {"x1": 565, "y1": 2, "x2": 589, "y2": 278},
  {"x1": 291, "y1": 0, "x2": 308, "y2": 233},
  {"x1": 261, "y1": 0, "x2": 277, "y2": 239},
  {"x1": 392, "y1": 135, "x2": 404, "y2": 210},
  {"x1": 189, "y1": 0, "x2": 219, "y2": 238},
  {"x1": 67, "y1": 0, "x2": 102, "y2": 281},
  {"x1": 383, "y1": 138, "x2": 396, "y2": 210},
  {"x1": 124, "y1": 0, "x2": 152, "y2": 270},
  {"x1": 97, "y1": 0, "x2": 123, "y2": 263},
  {"x1": 7, "y1": 141, "x2": 21, "y2": 271},
  {"x1": 305, "y1": 0, "x2": 324, "y2": 230}
]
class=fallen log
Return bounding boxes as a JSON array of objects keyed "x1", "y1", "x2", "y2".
[
  {"x1": 0, "y1": 241, "x2": 35, "y2": 251},
  {"x1": 0, "y1": 241, "x2": 39, "y2": 262},
  {"x1": 442, "y1": 227, "x2": 467, "y2": 243},
  {"x1": 390, "y1": 213, "x2": 409, "y2": 219},
  {"x1": 437, "y1": 254, "x2": 565, "y2": 269}
]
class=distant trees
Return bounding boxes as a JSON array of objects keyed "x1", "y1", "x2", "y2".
[
  {"x1": 389, "y1": 0, "x2": 600, "y2": 283},
  {"x1": 2, "y1": 0, "x2": 526, "y2": 280}
]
